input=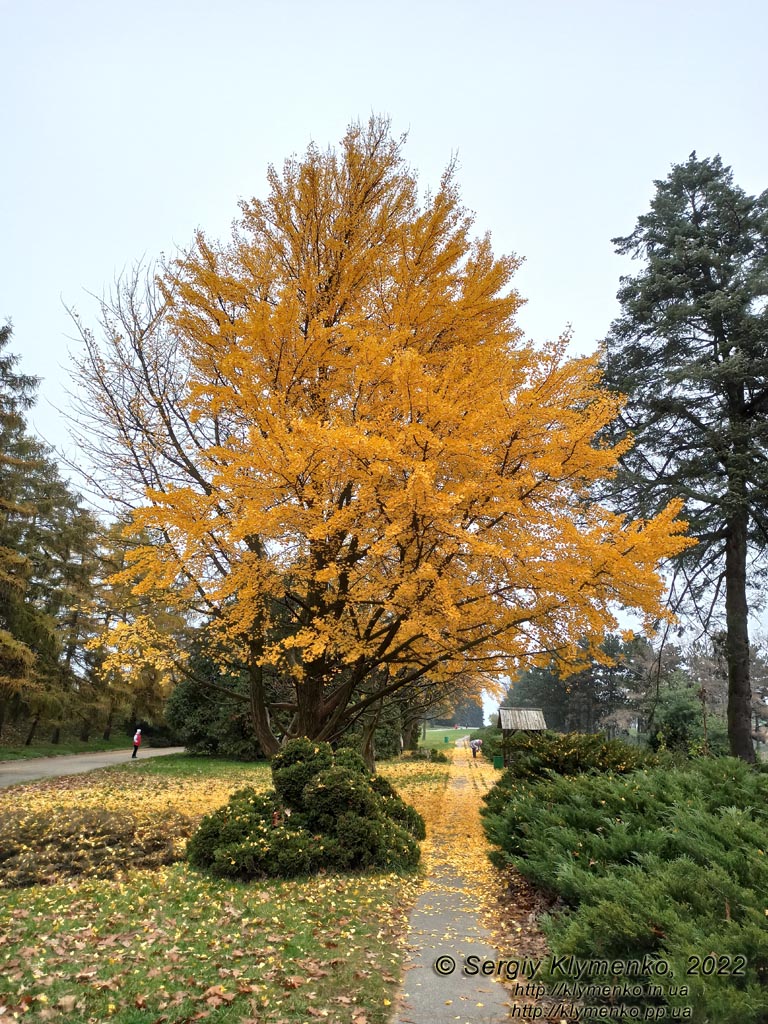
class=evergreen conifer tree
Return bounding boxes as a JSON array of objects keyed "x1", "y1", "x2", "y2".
[
  {"x1": 603, "y1": 154, "x2": 768, "y2": 762},
  {"x1": 0, "y1": 323, "x2": 42, "y2": 697}
]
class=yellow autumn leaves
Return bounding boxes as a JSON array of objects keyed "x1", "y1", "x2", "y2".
[
  {"x1": 0, "y1": 750, "x2": 498, "y2": 1024},
  {"x1": 0, "y1": 763, "x2": 270, "y2": 834},
  {"x1": 77, "y1": 118, "x2": 695, "y2": 757}
]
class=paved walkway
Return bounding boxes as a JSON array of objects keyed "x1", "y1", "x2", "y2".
[
  {"x1": 395, "y1": 743, "x2": 512, "y2": 1024},
  {"x1": 0, "y1": 747, "x2": 185, "y2": 788}
]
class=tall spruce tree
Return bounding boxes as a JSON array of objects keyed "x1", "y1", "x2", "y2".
[{"x1": 602, "y1": 154, "x2": 768, "y2": 762}]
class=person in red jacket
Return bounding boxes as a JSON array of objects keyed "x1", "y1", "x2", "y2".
[{"x1": 132, "y1": 728, "x2": 142, "y2": 759}]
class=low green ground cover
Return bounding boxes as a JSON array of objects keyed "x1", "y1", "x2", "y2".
[
  {"x1": 482, "y1": 730, "x2": 657, "y2": 814},
  {"x1": 482, "y1": 735, "x2": 768, "y2": 1023}
]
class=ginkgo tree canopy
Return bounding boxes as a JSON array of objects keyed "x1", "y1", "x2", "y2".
[{"x1": 72, "y1": 117, "x2": 692, "y2": 754}]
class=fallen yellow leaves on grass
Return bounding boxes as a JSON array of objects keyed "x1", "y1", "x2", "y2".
[
  {"x1": 0, "y1": 863, "x2": 416, "y2": 1024},
  {"x1": 0, "y1": 746, "x2": 546, "y2": 1022},
  {"x1": 0, "y1": 763, "x2": 271, "y2": 827},
  {"x1": 0, "y1": 763, "x2": 275, "y2": 888}
]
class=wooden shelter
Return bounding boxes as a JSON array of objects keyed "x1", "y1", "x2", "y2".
[{"x1": 496, "y1": 707, "x2": 547, "y2": 766}]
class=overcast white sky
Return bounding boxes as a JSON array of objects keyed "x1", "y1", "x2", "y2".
[{"x1": 3, "y1": 0, "x2": 766, "y2": 452}]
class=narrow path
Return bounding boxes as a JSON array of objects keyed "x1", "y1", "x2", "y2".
[
  {"x1": 0, "y1": 747, "x2": 185, "y2": 788},
  {"x1": 394, "y1": 742, "x2": 512, "y2": 1024}
]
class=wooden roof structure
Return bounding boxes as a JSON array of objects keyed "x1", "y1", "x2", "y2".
[
  {"x1": 496, "y1": 707, "x2": 547, "y2": 766},
  {"x1": 497, "y1": 707, "x2": 547, "y2": 731}
]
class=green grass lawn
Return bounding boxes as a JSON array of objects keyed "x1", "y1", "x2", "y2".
[
  {"x1": 417, "y1": 726, "x2": 470, "y2": 748},
  {"x1": 0, "y1": 753, "x2": 436, "y2": 1024},
  {"x1": 1, "y1": 864, "x2": 410, "y2": 1024},
  {"x1": 132, "y1": 752, "x2": 265, "y2": 778}
]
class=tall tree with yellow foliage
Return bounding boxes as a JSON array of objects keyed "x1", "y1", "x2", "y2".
[{"x1": 70, "y1": 118, "x2": 692, "y2": 755}]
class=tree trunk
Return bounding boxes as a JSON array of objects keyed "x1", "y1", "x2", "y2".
[
  {"x1": 361, "y1": 708, "x2": 381, "y2": 774},
  {"x1": 51, "y1": 726, "x2": 61, "y2": 745},
  {"x1": 401, "y1": 716, "x2": 420, "y2": 752},
  {"x1": 725, "y1": 506, "x2": 755, "y2": 762},
  {"x1": 248, "y1": 662, "x2": 280, "y2": 756},
  {"x1": 102, "y1": 708, "x2": 113, "y2": 740},
  {"x1": 296, "y1": 663, "x2": 326, "y2": 739},
  {"x1": 25, "y1": 714, "x2": 40, "y2": 746}
]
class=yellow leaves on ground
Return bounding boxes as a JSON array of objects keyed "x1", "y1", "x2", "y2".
[
  {"x1": 0, "y1": 762, "x2": 272, "y2": 850},
  {"x1": 0, "y1": 862, "x2": 413, "y2": 1024},
  {"x1": 388, "y1": 746, "x2": 500, "y2": 906},
  {"x1": 0, "y1": 757, "x2": 423, "y2": 1023},
  {"x1": 0, "y1": 747, "x2": 553, "y2": 1023},
  {"x1": 383, "y1": 744, "x2": 544, "y2": 959}
]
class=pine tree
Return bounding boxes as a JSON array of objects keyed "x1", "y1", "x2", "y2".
[
  {"x1": 602, "y1": 154, "x2": 768, "y2": 762},
  {"x1": 0, "y1": 324, "x2": 107, "y2": 742}
]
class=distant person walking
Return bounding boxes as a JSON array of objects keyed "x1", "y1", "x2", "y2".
[{"x1": 132, "y1": 729, "x2": 142, "y2": 759}]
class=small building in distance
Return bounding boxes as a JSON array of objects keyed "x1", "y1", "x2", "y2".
[{"x1": 496, "y1": 707, "x2": 547, "y2": 766}]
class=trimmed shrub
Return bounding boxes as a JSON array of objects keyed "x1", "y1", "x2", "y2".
[
  {"x1": 187, "y1": 737, "x2": 424, "y2": 880},
  {"x1": 186, "y1": 788, "x2": 281, "y2": 870},
  {"x1": 271, "y1": 737, "x2": 334, "y2": 809},
  {"x1": 333, "y1": 747, "x2": 370, "y2": 775},
  {"x1": 370, "y1": 774, "x2": 427, "y2": 840},
  {"x1": 369, "y1": 775, "x2": 398, "y2": 799},
  {"x1": 303, "y1": 768, "x2": 380, "y2": 832},
  {"x1": 333, "y1": 811, "x2": 420, "y2": 870}
]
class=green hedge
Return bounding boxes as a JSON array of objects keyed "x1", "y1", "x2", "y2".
[{"x1": 481, "y1": 730, "x2": 655, "y2": 815}]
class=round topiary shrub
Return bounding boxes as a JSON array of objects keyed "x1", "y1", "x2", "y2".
[
  {"x1": 369, "y1": 775, "x2": 398, "y2": 799},
  {"x1": 369, "y1": 774, "x2": 426, "y2": 839},
  {"x1": 271, "y1": 737, "x2": 334, "y2": 810},
  {"x1": 187, "y1": 789, "x2": 281, "y2": 872},
  {"x1": 333, "y1": 747, "x2": 369, "y2": 775},
  {"x1": 382, "y1": 795, "x2": 428, "y2": 840},
  {"x1": 303, "y1": 767, "x2": 380, "y2": 833},
  {"x1": 334, "y1": 811, "x2": 420, "y2": 870},
  {"x1": 187, "y1": 740, "x2": 425, "y2": 880}
]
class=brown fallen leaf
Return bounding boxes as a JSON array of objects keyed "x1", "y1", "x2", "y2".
[{"x1": 282, "y1": 976, "x2": 305, "y2": 989}]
